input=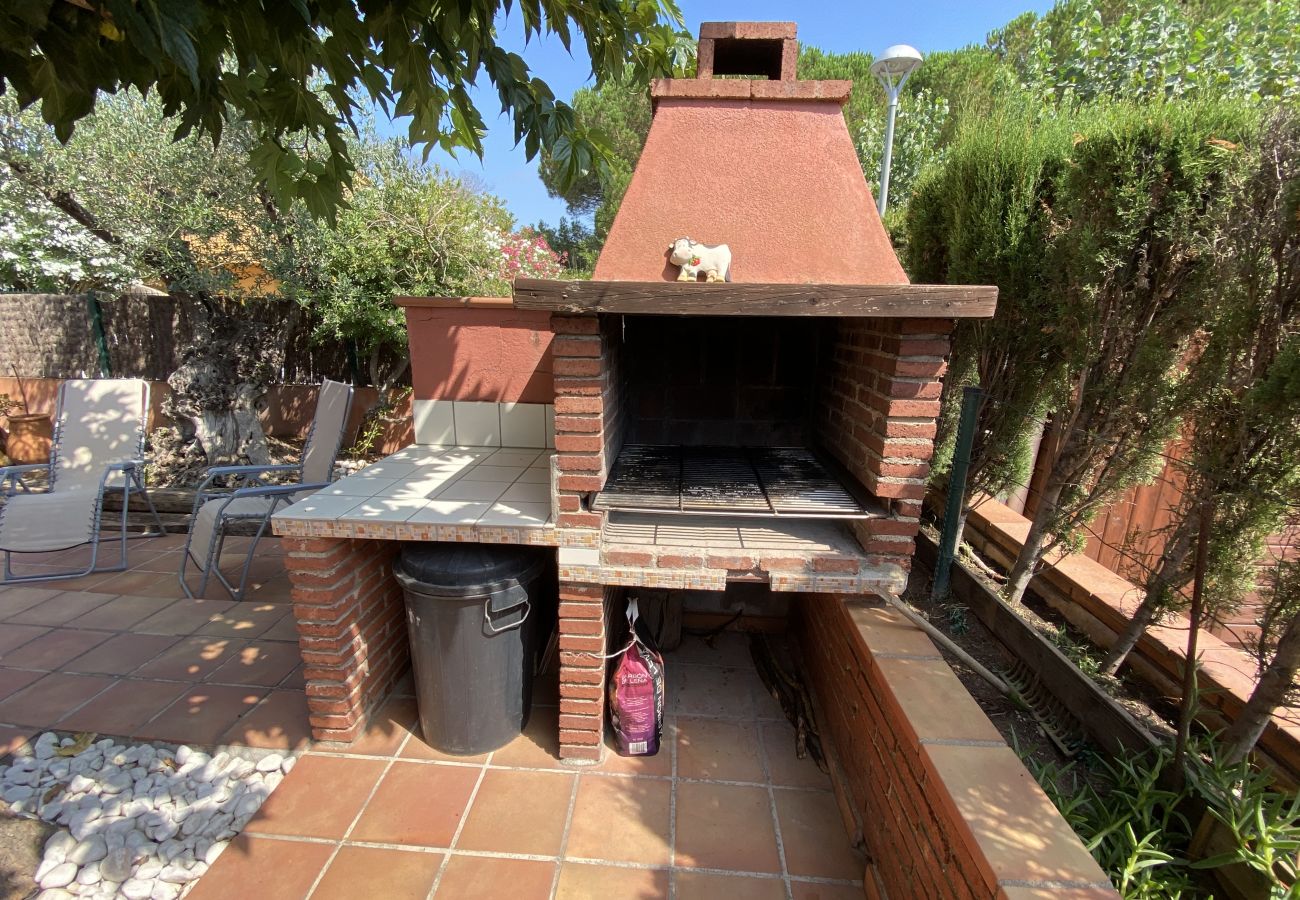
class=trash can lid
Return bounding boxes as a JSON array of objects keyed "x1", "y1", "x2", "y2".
[{"x1": 395, "y1": 542, "x2": 549, "y2": 597}]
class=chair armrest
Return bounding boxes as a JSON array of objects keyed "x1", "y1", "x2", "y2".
[
  {"x1": 196, "y1": 463, "x2": 300, "y2": 493},
  {"x1": 0, "y1": 463, "x2": 50, "y2": 495},
  {"x1": 99, "y1": 459, "x2": 147, "y2": 490},
  {"x1": 231, "y1": 482, "x2": 330, "y2": 500}
]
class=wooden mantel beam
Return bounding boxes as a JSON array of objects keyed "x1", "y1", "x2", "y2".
[{"x1": 511, "y1": 279, "x2": 998, "y2": 318}]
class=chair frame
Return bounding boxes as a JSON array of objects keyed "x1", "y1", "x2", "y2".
[
  {"x1": 178, "y1": 383, "x2": 354, "y2": 601},
  {"x1": 0, "y1": 381, "x2": 165, "y2": 584}
]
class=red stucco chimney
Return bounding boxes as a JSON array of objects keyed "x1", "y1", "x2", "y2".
[{"x1": 592, "y1": 21, "x2": 908, "y2": 285}]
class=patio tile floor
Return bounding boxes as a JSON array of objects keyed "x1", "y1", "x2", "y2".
[
  {"x1": 0, "y1": 534, "x2": 308, "y2": 750},
  {"x1": 194, "y1": 633, "x2": 865, "y2": 899}
]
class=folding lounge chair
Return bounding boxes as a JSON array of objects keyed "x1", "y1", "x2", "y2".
[
  {"x1": 179, "y1": 378, "x2": 353, "y2": 601},
  {"x1": 0, "y1": 379, "x2": 164, "y2": 583}
]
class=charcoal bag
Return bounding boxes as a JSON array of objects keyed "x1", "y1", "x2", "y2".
[{"x1": 608, "y1": 598, "x2": 665, "y2": 756}]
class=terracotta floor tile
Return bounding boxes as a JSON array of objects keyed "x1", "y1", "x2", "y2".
[
  {"x1": 761, "y1": 722, "x2": 833, "y2": 790},
  {"x1": 69, "y1": 594, "x2": 173, "y2": 630},
  {"x1": 0, "y1": 668, "x2": 44, "y2": 703},
  {"x1": 1, "y1": 628, "x2": 111, "y2": 670},
  {"x1": 489, "y1": 704, "x2": 566, "y2": 770},
  {"x1": 63, "y1": 632, "x2": 179, "y2": 676},
  {"x1": 401, "y1": 732, "x2": 490, "y2": 764},
  {"x1": 671, "y1": 632, "x2": 754, "y2": 667},
  {"x1": 259, "y1": 614, "x2": 302, "y2": 642},
  {"x1": 336, "y1": 694, "x2": 418, "y2": 756},
  {"x1": 433, "y1": 856, "x2": 554, "y2": 900},
  {"x1": 243, "y1": 576, "x2": 294, "y2": 604},
  {"x1": 186, "y1": 834, "x2": 334, "y2": 900},
  {"x1": 133, "y1": 635, "x2": 244, "y2": 680},
  {"x1": 137, "y1": 684, "x2": 268, "y2": 745},
  {"x1": 675, "y1": 782, "x2": 780, "y2": 874},
  {"x1": 4, "y1": 592, "x2": 116, "y2": 626},
  {"x1": 195, "y1": 602, "x2": 290, "y2": 640},
  {"x1": 0, "y1": 672, "x2": 116, "y2": 727},
  {"x1": 313, "y1": 845, "x2": 442, "y2": 900},
  {"x1": 278, "y1": 664, "x2": 306, "y2": 690},
  {"x1": 596, "y1": 720, "x2": 673, "y2": 777},
  {"x1": 554, "y1": 862, "x2": 669, "y2": 900},
  {"x1": 0, "y1": 724, "x2": 33, "y2": 757},
  {"x1": 219, "y1": 689, "x2": 312, "y2": 750},
  {"x1": 674, "y1": 871, "x2": 786, "y2": 900},
  {"x1": 674, "y1": 664, "x2": 756, "y2": 719},
  {"x1": 133, "y1": 598, "x2": 235, "y2": 635},
  {"x1": 246, "y1": 754, "x2": 386, "y2": 839},
  {"x1": 564, "y1": 774, "x2": 671, "y2": 866},
  {"x1": 206, "y1": 640, "x2": 303, "y2": 687},
  {"x1": 774, "y1": 789, "x2": 862, "y2": 880},
  {"x1": 677, "y1": 717, "x2": 765, "y2": 782},
  {"x1": 0, "y1": 587, "x2": 62, "y2": 620},
  {"x1": 0, "y1": 623, "x2": 50, "y2": 656},
  {"x1": 87, "y1": 570, "x2": 187, "y2": 599},
  {"x1": 457, "y1": 768, "x2": 574, "y2": 856},
  {"x1": 789, "y1": 880, "x2": 866, "y2": 900},
  {"x1": 350, "y1": 761, "x2": 480, "y2": 847},
  {"x1": 56, "y1": 678, "x2": 189, "y2": 736},
  {"x1": 126, "y1": 549, "x2": 185, "y2": 574}
]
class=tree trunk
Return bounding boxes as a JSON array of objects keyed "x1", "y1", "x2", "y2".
[
  {"x1": 1003, "y1": 479, "x2": 1064, "y2": 606},
  {"x1": 1099, "y1": 524, "x2": 1197, "y2": 675},
  {"x1": 1222, "y1": 611, "x2": 1300, "y2": 763},
  {"x1": 152, "y1": 298, "x2": 276, "y2": 485}
]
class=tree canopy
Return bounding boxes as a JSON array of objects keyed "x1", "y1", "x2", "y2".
[{"x1": 0, "y1": 0, "x2": 691, "y2": 218}]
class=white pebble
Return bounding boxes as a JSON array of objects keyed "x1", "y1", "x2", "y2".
[
  {"x1": 67, "y1": 834, "x2": 107, "y2": 865},
  {"x1": 159, "y1": 863, "x2": 199, "y2": 884},
  {"x1": 254, "y1": 754, "x2": 284, "y2": 773},
  {"x1": 2, "y1": 784, "x2": 34, "y2": 802},
  {"x1": 76, "y1": 860, "x2": 102, "y2": 885},
  {"x1": 135, "y1": 857, "x2": 163, "y2": 879},
  {"x1": 67, "y1": 775, "x2": 94, "y2": 794},
  {"x1": 35, "y1": 890, "x2": 74, "y2": 900},
  {"x1": 35, "y1": 733, "x2": 59, "y2": 759},
  {"x1": 100, "y1": 846, "x2": 133, "y2": 882},
  {"x1": 120, "y1": 878, "x2": 153, "y2": 900},
  {"x1": 280, "y1": 755, "x2": 296, "y2": 775},
  {"x1": 203, "y1": 840, "x2": 229, "y2": 866},
  {"x1": 38, "y1": 861, "x2": 78, "y2": 889},
  {"x1": 44, "y1": 830, "x2": 77, "y2": 863}
]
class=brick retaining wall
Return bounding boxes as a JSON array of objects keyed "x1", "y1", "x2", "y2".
[{"x1": 799, "y1": 593, "x2": 1116, "y2": 898}]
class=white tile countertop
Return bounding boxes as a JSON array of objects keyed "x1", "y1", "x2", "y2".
[{"x1": 271, "y1": 445, "x2": 559, "y2": 545}]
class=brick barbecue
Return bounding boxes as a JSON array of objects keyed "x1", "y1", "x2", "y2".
[
  {"x1": 512, "y1": 21, "x2": 997, "y2": 761},
  {"x1": 273, "y1": 20, "x2": 996, "y2": 758}
]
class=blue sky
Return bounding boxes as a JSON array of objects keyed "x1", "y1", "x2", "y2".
[{"x1": 383, "y1": 0, "x2": 1056, "y2": 227}]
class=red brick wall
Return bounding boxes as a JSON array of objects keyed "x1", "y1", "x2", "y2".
[
  {"x1": 282, "y1": 537, "x2": 410, "y2": 743},
  {"x1": 798, "y1": 594, "x2": 1116, "y2": 899},
  {"x1": 550, "y1": 313, "x2": 625, "y2": 532},
  {"x1": 817, "y1": 317, "x2": 953, "y2": 575},
  {"x1": 557, "y1": 582, "x2": 617, "y2": 761}
]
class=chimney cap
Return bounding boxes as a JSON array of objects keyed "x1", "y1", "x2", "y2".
[{"x1": 698, "y1": 22, "x2": 796, "y2": 41}]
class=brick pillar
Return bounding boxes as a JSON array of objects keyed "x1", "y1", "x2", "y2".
[
  {"x1": 550, "y1": 313, "x2": 624, "y2": 534},
  {"x1": 818, "y1": 317, "x2": 955, "y2": 577},
  {"x1": 557, "y1": 581, "x2": 609, "y2": 763},
  {"x1": 282, "y1": 537, "x2": 410, "y2": 743}
]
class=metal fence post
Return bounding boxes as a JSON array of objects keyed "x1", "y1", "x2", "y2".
[
  {"x1": 86, "y1": 292, "x2": 112, "y2": 377},
  {"x1": 931, "y1": 385, "x2": 982, "y2": 600}
]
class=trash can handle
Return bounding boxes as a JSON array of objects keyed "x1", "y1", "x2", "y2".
[{"x1": 484, "y1": 584, "x2": 531, "y2": 635}]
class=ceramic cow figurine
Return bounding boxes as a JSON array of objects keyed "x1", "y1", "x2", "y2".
[{"x1": 668, "y1": 237, "x2": 732, "y2": 283}]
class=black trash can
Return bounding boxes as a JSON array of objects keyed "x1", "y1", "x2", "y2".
[{"x1": 394, "y1": 542, "x2": 550, "y2": 755}]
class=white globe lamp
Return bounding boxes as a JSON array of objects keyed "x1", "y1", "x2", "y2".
[{"x1": 870, "y1": 44, "x2": 923, "y2": 217}]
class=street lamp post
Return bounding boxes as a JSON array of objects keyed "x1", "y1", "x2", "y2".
[{"x1": 870, "y1": 44, "x2": 923, "y2": 218}]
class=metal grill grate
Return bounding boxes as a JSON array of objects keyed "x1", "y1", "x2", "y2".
[{"x1": 594, "y1": 445, "x2": 872, "y2": 519}]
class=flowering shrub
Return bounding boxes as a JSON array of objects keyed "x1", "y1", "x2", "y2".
[
  {"x1": 495, "y1": 228, "x2": 564, "y2": 282},
  {"x1": 0, "y1": 172, "x2": 134, "y2": 292}
]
